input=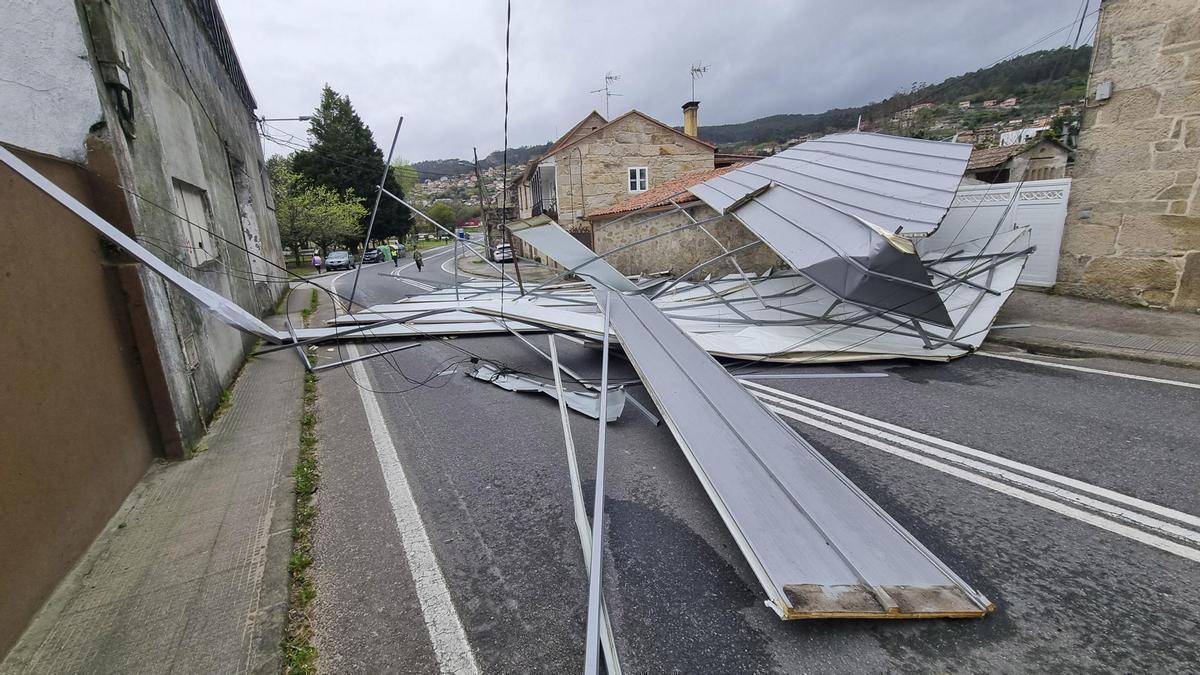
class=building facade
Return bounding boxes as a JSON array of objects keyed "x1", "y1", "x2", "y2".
[
  {"x1": 1059, "y1": 0, "x2": 1200, "y2": 309},
  {"x1": 963, "y1": 137, "x2": 1071, "y2": 184},
  {"x1": 586, "y1": 165, "x2": 783, "y2": 278},
  {"x1": 0, "y1": 0, "x2": 284, "y2": 655},
  {"x1": 514, "y1": 108, "x2": 717, "y2": 232}
]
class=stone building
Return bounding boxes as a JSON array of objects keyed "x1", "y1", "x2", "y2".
[
  {"x1": 963, "y1": 137, "x2": 1071, "y2": 184},
  {"x1": 513, "y1": 107, "x2": 717, "y2": 234},
  {"x1": 1059, "y1": 0, "x2": 1200, "y2": 309},
  {"x1": 586, "y1": 164, "x2": 783, "y2": 277},
  {"x1": 0, "y1": 0, "x2": 283, "y2": 655}
]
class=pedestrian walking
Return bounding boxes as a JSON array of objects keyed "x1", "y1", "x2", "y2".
[
  {"x1": 391, "y1": 244, "x2": 399, "y2": 267},
  {"x1": 311, "y1": 252, "x2": 323, "y2": 274},
  {"x1": 413, "y1": 247, "x2": 424, "y2": 272}
]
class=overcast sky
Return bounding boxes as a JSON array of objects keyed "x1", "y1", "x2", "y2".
[{"x1": 221, "y1": 1, "x2": 1096, "y2": 163}]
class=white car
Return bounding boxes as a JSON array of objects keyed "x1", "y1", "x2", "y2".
[{"x1": 493, "y1": 243, "x2": 514, "y2": 263}]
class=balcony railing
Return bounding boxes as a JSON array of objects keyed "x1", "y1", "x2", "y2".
[{"x1": 531, "y1": 198, "x2": 557, "y2": 219}]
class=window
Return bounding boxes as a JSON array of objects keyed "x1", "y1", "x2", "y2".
[
  {"x1": 628, "y1": 167, "x2": 648, "y2": 193},
  {"x1": 172, "y1": 179, "x2": 218, "y2": 265}
]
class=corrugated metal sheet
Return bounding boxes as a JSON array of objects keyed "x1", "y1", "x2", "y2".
[
  {"x1": 507, "y1": 215, "x2": 640, "y2": 293},
  {"x1": 690, "y1": 133, "x2": 972, "y2": 326},
  {"x1": 599, "y1": 289, "x2": 993, "y2": 619}
]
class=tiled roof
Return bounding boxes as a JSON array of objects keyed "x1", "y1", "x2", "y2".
[
  {"x1": 966, "y1": 144, "x2": 1025, "y2": 170},
  {"x1": 588, "y1": 163, "x2": 749, "y2": 219}
]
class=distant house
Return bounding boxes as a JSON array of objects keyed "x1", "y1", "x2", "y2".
[
  {"x1": 894, "y1": 102, "x2": 936, "y2": 122},
  {"x1": 963, "y1": 137, "x2": 1070, "y2": 184},
  {"x1": 999, "y1": 97, "x2": 1019, "y2": 108},
  {"x1": 958, "y1": 100, "x2": 972, "y2": 109},
  {"x1": 1000, "y1": 126, "x2": 1051, "y2": 146},
  {"x1": 982, "y1": 99, "x2": 998, "y2": 107}
]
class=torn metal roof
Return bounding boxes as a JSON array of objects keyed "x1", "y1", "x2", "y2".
[
  {"x1": 689, "y1": 133, "x2": 973, "y2": 327},
  {"x1": 597, "y1": 288, "x2": 993, "y2": 618}
]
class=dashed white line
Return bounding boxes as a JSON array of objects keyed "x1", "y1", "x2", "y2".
[
  {"x1": 978, "y1": 350, "x2": 1200, "y2": 390},
  {"x1": 347, "y1": 344, "x2": 480, "y2": 673}
]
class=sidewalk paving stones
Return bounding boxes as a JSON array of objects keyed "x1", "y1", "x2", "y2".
[{"x1": 988, "y1": 289, "x2": 1200, "y2": 368}]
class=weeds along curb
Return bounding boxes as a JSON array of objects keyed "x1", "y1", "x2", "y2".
[{"x1": 283, "y1": 287, "x2": 321, "y2": 673}]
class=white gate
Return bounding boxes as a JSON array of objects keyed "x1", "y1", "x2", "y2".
[{"x1": 942, "y1": 178, "x2": 1071, "y2": 287}]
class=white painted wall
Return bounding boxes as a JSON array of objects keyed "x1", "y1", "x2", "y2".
[
  {"x1": 0, "y1": 2, "x2": 102, "y2": 162},
  {"x1": 942, "y1": 178, "x2": 1071, "y2": 287}
]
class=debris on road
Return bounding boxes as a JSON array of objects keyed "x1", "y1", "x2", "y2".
[{"x1": 466, "y1": 362, "x2": 626, "y2": 421}]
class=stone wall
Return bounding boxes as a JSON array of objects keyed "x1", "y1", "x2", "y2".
[
  {"x1": 553, "y1": 112, "x2": 713, "y2": 230},
  {"x1": 591, "y1": 205, "x2": 783, "y2": 278},
  {"x1": 1059, "y1": 0, "x2": 1200, "y2": 309}
]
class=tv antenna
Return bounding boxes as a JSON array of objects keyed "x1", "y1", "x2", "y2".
[
  {"x1": 589, "y1": 71, "x2": 622, "y2": 118},
  {"x1": 689, "y1": 62, "x2": 709, "y2": 100}
]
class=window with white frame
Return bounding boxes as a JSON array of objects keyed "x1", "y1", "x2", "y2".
[
  {"x1": 172, "y1": 179, "x2": 218, "y2": 265},
  {"x1": 627, "y1": 167, "x2": 648, "y2": 193}
]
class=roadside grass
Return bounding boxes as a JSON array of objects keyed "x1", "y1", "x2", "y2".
[
  {"x1": 300, "y1": 288, "x2": 318, "y2": 324},
  {"x1": 286, "y1": 265, "x2": 319, "y2": 278},
  {"x1": 283, "y1": 288, "x2": 321, "y2": 673}
]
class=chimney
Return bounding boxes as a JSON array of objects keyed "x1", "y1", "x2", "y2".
[{"x1": 682, "y1": 101, "x2": 700, "y2": 138}]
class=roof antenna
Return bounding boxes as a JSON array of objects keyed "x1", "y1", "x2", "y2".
[
  {"x1": 690, "y1": 62, "x2": 709, "y2": 101},
  {"x1": 589, "y1": 72, "x2": 622, "y2": 118}
]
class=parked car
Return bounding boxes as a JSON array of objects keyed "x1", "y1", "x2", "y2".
[
  {"x1": 362, "y1": 248, "x2": 384, "y2": 264},
  {"x1": 493, "y1": 243, "x2": 514, "y2": 263},
  {"x1": 325, "y1": 250, "x2": 355, "y2": 270}
]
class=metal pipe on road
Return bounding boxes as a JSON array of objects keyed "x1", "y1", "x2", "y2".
[
  {"x1": 548, "y1": 335, "x2": 622, "y2": 674},
  {"x1": 584, "y1": 292, "x2": 612, "y2": 675}
]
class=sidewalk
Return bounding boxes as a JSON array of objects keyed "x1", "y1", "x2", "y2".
[
  {"x1": 987, "y1": 289, "x2": 1200, "y2": 369},
  {"x1": 0, "y1": 294, "x2": 308, "y2": 673}
]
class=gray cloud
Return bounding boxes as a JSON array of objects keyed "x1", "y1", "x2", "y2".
[{"x1": 222, "y1": 0, "x2": 1096, "y2": 162}]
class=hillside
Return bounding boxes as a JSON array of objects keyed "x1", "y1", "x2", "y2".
[
  {"x1": 413, "y1": 143, "x2": 550, "y2": 180},
  {"x1": 414, "y1": 45, "x2": 1091, "y2": 178},
  {"x1": 697, "y1": 46, "x2": 1091, "y2": 147}
]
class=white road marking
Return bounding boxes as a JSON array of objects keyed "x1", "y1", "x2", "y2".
[
  {"x1": 390, "y1": 244, "x2": 456, "y2": 276},
  {"x1": 741, "y1": 381, "x2": 1200, "y2": 563},
  {"x1": 978, "y1": 350, "x2": 1200, "y2": 390},
  {"x1": 402, "y1": 278, "x2": 437, "y2": 292},
  {"x1": 347, "y1": 344, "x2": 480, "y2": 673},
  {"x1": 742, "y1": 380, "x2": 1200, "y2": 531}
]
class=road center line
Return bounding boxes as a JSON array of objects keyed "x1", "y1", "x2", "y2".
[
  {"x1": 741, "y1": 379, "x2": 1200, "y2": 531},
  {"x1": 762, "y1": 402, "x2": 1200, "y2": 563},
  {"x1": 749, "y1": 388, "x2": 1200, "y2": 546},
  {"x1": 977, "y1": 351, "x2": 1200, "y2": 390},
  {"x1": 347, "y1": 344, "x2": 480, "y2": 674}
]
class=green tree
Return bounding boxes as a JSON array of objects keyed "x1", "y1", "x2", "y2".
[
  {"x1": 391, "y1": 159, "x2": 420, "y2": 195},
  {"x1": 269, "y1": 154, "x2": 367, "y2": 261},
  {"x1": 293, "y1": 85, "x2": 411, "y2": 244},
  {"x1": 427, "y1": 202, "x2": 456, "y2": 230}
]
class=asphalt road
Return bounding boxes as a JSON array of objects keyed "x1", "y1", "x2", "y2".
[{"x1": 307, "y1": 260, "x2": 1200, "y2": 673}]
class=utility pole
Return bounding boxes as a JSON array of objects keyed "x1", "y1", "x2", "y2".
[
  {"x1": 588, "y1": 72, "x2": 622, "y2": 118},
  {"x1": 472, "y1": 148, "x2": 490, "y2": 253},
  {"x1": 689, "y1": 62, "x2": 709, "y2": 101}
]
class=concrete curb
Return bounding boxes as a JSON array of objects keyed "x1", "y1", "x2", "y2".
[{"x1": 984, "y1": 334, "x2": 1200, "y2": 370}]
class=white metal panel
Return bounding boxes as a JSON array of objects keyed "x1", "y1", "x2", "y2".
[{"x1": 942, "y1": 178, "x2": 1070, "y2": 287}]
